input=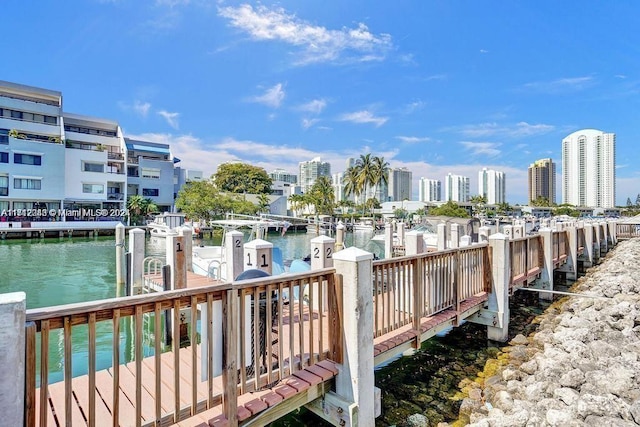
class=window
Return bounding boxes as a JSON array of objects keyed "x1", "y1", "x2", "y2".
[
  {"x1": 14, "y1": 153, "x2": 42, "y2": 165},
  {"x1": 0, "y1": 176, "x2": 8, "y2": 196},
  {"x1": 143, "y1": 188, "x2": 159, "y2": 197},
  {"x1": 0, "y1": 153, "x2": 7, "y2": 163},
  {"x1": 11, "y1": 110, "x2": 22, "y2": 119},
  {"x1": 14, "y1": 178, "x2": 41, "y2": 190},
  {"x1": 141, "y1": 168, "x2": 161, "y2": 179},
  {"x1": 83, "y1": 162, "x2": 104, "y2": 173},
  {"x1": 82, "y1": 184, "x2": 104, "y2": 194},
  {"x1": 0, "y1": 129, "x2": 8, "y2": 145}
]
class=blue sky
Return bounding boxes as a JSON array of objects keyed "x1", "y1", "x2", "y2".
[{"x1": 3, "y1": 1, "x2": 639, "y2": 205}]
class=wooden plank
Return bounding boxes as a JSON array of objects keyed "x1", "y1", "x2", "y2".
[
  {"x1": 64, "y1": 317, "x2": 73, "y2": 427},
  {"x1": 47, "y1": 380, "x2": 86, "y2": 426},
  {"x1": 113, "y1": 362, "x2": 157, "y2": 423},
  {"x1": 173, "y1": 299, "x2": 181, "y2": 423},
  {"x1": 25, "y1": 322, "x2": 36, "y2": 427},
  {"x1": 135, "y1": 306, "x2": 143, "y2": 427},
  {"x1": 95, "y1": 369, "x2": 138, "y2": 426},
  {"x1": 191, "y1": 296, "x2": 198, "y2": 417},
  {"x1": 87, "y1": 313, "x2": 97, "y2": 427},
  {"x1": 72, "y1": 374, "x2": 113, "y2": 426},
  {"x1": 154, "y1": 303, "x2": 163, "y2": 424},
  {"x1": 112, "y1": 310, "x2": 120, "y2": 427},
  {"x1": 222, "y1": 289, "x2": 238, "y2": 425}
]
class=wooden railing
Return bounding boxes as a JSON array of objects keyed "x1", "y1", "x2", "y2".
[
  {"x1": 617, "y1": 223, "x2": 640, "y2": 240},
  {"x1": 509, "y1": 235, "x2": 543, "y2": 287},
  {"x1": 25, "y1": 268, "x2": 338, "y2": 427},
  {"x1": 371, "y1": 244, "x2": 491, "y2": 339}
]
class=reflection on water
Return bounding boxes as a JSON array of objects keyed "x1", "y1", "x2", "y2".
[{"x1": 0, "y1": 230, "x2": 383, "y2": 384}]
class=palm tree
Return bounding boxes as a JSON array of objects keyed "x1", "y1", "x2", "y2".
[
  {"x1": 343, "y1": 166, "x2": 361, "y2": 203},
  {"x1": 356, "y1": 154, "x2": 376, "y2": 213},
  {"x1": 371, "y1": 156, "x2": 390, "y2": 209},
  {"x1": 288, "y1": 193, "x2": 305, "y2": 217},
  {"x1": 308, "y1": 176, "x2": 335, "y2": 215}
]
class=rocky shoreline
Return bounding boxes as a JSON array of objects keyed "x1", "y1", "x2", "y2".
[{"x1": 452, "y1": 238, "x2": 640, "y2": 427}]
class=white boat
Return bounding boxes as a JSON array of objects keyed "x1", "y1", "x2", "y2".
[
  {"x1": 192, "y1": 214, "x2": 290, "y2": 281},
  {"x1": 352, "y1": 217, "x2": 375, "y2": 232},
  {"x1": 148, "y1": 213, "x2": 186, "y2": 237}
]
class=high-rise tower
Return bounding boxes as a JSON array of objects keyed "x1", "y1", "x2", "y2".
[{"x1": 528, "y1": 158, "x2": 556, "y2": 205}]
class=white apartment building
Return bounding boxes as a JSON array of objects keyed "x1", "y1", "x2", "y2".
[
  {"x1": 299, "y1": 157, "x2": 331, "y2": 193},
  {"x1": 418, "y1": 178, "x2": 441, "y2": 202},
  {"x1": 388, "y1": 167, "x2": 412, "y2": 202},
  {"x1": 0, "y1": 80, "x2": 199, "y2": 221},
  {"x1": 562, "y1": 129, "x2": 616, "y2": 208},
  {"x1": 268, "y1": 168, "x2": 297, "y2": 184},
  {"x1": 478, "y1": 168, "x2": 506, "y2": 205},
  {"x1": 445, "y1": 173, "x2": 470, "y2": 202}
]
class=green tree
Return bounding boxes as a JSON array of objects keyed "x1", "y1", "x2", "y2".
[
  {"x1": 288, "y1": 193, "x2": 307, "y2": 216},
  {"x1": 627, "y1": 197, "x2": 633, "y2": 207},
  {"x1": 175, "y1": 180, "x2": 219, "y2": 221},
  {"x1": 371, "y1": 156, "x2": 390, "y2": 205},
  {"x1": 530, "y1": 197, "x2": 552, "y2": 207},
  {"x1": 257, "y1": 194, "x2": 271, "y2": 214},
  {"x1": 495, "y1": 202, "x2": 513, "y2": 216},
  {"x1": 554, "y1": 204, "x2": 580, "y2": 217},
  {"x1": 126, "y1": 195, "x2": 147, "y2": 225},
  {"x1": 213, "y1": 163, "x2": 272, "y2": 194},
  {"x1": 356, "y1": 154, "x2": 376, "y2": 212},
  {"x1": 308, "y1": 176, "x2": 335, "y2": 215},
  {"x1": 636, "y1": 193, "x2": 640, "y2": 206},
  {"x1": 428, "y1": 201, "x2": 470, "y2": 218},
  {"x1": 342, "y1": 166, "x2": 361, "y2": 204},
  {"x1": 469, "y1": 195, "x2": 487, "y2": 216}
]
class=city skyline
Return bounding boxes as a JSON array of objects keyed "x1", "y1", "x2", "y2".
[{"x1": 2, "y1": 2, "x2": 639, "y2": 205}]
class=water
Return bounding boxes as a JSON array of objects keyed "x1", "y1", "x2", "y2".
[{"x1": 0, "y1": 230, "x2": 383, "y2": 385}]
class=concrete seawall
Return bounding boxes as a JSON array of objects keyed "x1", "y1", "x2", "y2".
[{"x1": 454, "y1": 238, "x2": 640, "y2": 426}]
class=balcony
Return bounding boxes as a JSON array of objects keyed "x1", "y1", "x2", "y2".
[
  {"x1": 108, "y1": 152, "x2": 124, "y2": 160},
  {"x1": 107, "y1": 193, "x2": 124, "y2": 201}
]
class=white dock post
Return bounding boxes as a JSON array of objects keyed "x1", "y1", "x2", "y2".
[
  {"x1": 129, "y1": 228, "x2": 146, "y2": 295},
  {"x1": 487, "y1": 235, "x2": 510, "y2": 342},
  {"x1": 225, "y1": 230, "x2": 244, "y2": 282},
  {"x1": 244, "y1": 239, "x2": 273, "y2": 275},
  {"x1": 396, "y1": 221, "x2": 406, "y2": 248},
  {"x1": 335, "y1": 221, "x2": 345, "y2": 251},
  {"x1": 437, "y1": 223, "x2": 447, "y2": 251},
  {"x1": 593, "y1": 223, "x2": 601, "y2": 261},
  {"x1": 115, "y1": 223, "x2": 125, "y2": 287},
  {"x1": 539, "y1": 228, "x2": 554, "y2": 301},
  {"x1": 600, "y1": 222, "x2": 609, "y2": 253},
  {"x1": 166, "y1": 230, "x2": 187, "y2": 290},
  {"x1": 478, "y1": 226, "x2": 490, "y2": 243},
  {"x1": 460, "y1": 235, "x2": 471, "y2": 247},
  {"x1": 513, "y1": 224, "x2": 524, "y2": 239},
  {"x1": 333, "y1": 247, "x2": 376, "y2": 426},
  {"x1": 0, "y1": 292, "x2": 25, "y2": 427},
  {"x1": 584, "y1": 223, "x2": 594, "y2": 267},
  {"x1": 384, "y1": 222, "x2": 394, "y2": 259},
  {"x1": 609, "y1": 221, "x2": 617, "y2": 246},
  {"x1": 309, "y1": 235, "x2": 334, "y2": 310},
  {"x1": 565, "y1": 226, "x2": 578, "y2": 281},
  {"x1": 405, "y1": 230, "x2": 424, "y2": 255},
  {"x1": 503, "y1": 224, "x2": 513, "y2": 240},
  {"x1": 450, "y1": 224, "x2": 461, "y2": 249},
  {"x1": 179, "y1": 226, "x2": 193, "y2": 272}
]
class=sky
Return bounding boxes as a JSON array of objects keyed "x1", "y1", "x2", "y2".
[{"x1": 2, "y1": 1, "x2": 640, "y2": 205}]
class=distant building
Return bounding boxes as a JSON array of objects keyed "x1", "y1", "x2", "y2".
[
  {"x1": 562, "y1": 129, "x2": 616, "y2": 208},
  {"x1": 125, "y1": 138, "x2": 175, "y2": 212},
  {"x1": 478, "y1": 168, "x2": 505, "y2": 205},
  {"x1": 174, "y1": 167, "x2": 203, "y2": 199},
  {"x1": 388, "y1": 167, "x2": 412, "y2": 201},
  {"x1": 445, "y1": 173, "x2": 470, "y2": 202},
  {"x1": 299, "y1": 157, "x2": 331, "y2": 193},
  {"x1": 268, "y1": 168, "x2": 297, "y2": 184},
  {"x1": 528, "y1": 158, "x2": 556, "y2": 205},
  {"x1": 418, "y1": 178, "x2": 441, "y2": 202}
]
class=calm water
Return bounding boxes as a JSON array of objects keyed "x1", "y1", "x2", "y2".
[{"x1": 0, "y1": 229, "x2": 383, "y2": 384}]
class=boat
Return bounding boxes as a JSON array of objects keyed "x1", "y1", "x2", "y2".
[
  {"x1": 191, "y1": 214, "x2": 290, "y2": 281},
  {"x1": 148, "y1": 213, "x2": 186, "y2": 237},
  {"x1": 352, "y1": 217, "x2": 375, "y2": 232}
]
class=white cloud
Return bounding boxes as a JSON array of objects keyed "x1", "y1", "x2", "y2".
[
  {"x1": 155, "y1": 0, "x2": 189, "y2": 7},
  {"x1": 298, "y1": 99, "x2": 327, "y2": 114},
  {"x1": 339, "y1": 110, "x2": 388, "y2": 127},
  {"x1": 480, "y1": 49, "x2": 489, "y2": 54},
  {"x1": 522, "y1": 76, "x2": 595, "y2": 93},
  {"x1": 251, "y1": 83, "x2": 285, "y2": 108},
  {"x1": 301, "y1": 118, "x2": 320, "y2": 129},
  {"x1": 218, "y1": 4, "x2": 393, "y2": 65},
  {"x1": 456, "y1": 121, "x2": 555, "y2": 138},
  {"x1": 395, "y1": 136, "x2": 431, "y2": 143},
  {"x1": 158, "y1": 110, "x2": 180, "y2": 129},
  {"x1": 134, "y1": 101, "x2": 151, "y2": 117},
  {"x1": 404, "y1": 100, "x2": 425, "y2": 114},
  {"x1": 459, "y1": 141, "x2": 501, "y2": 157}
]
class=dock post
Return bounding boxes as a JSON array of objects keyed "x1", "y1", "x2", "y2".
[
  {"x1": 450, "y1": 224, "x2": 460, "y2": 248},
  {"x1": 128, "y1": 228, "x2": 146, "y2": 295},
  {"x1": 437, "y1": 223, "x2": 447, "y2": 251},
  {"x1": 166, "y1": 231, "x2": 187, "y2": 290},
  {"x1": 333, "y1": 247, "x2": 376, "y2": 425},
  {"x1": 0, "y1": 292, "x2": 25, "y2": 427},
  {"x1": 503, "y1": 224, "x2": 513, "y2": 240},
  {"x1": 225, "y1": 230, "x2": 244, "y2": 282},
  {"x1": 115, "y1": 223, "x2": 125, "y2": 287},
  {"x1": 609, "y1": 221, "x2": 617, "y2": 246},
  {"x1": 584, "y1": 223, "x2": 594, "y2": 267},
  {"x1": 335, "y1": 221, "x2": 345, "y2": 251},
  {"x1": 405, "y1": 230, "x2": 424, "y2": 255},
  {"x1": 593, "y1": 223, "x2": 601, "y2": 261},
  {"x1": 244, "y1": 239, "x2": 273, "y2": 275},
  {"x1": 487, "y1": 234, "x2": 510, "y2": 342},
  {"x1": 539, "y1": 228, "x2": 554, "y2": 301},
  {"x1": 309, "y1": 235, "x2": 334, "y2": 309},
  {"x1": 178, "y1": 226, "x2": 193, "y2": 272},
  {"x1": 384, "y1": 221, "x2": 393, "y2": 259},
  {"x1": 396, "y1": 221, "x2": 406, "y2": 248},
  {"x1": 558, "y1": 225, "x2": 578, "y2": 281},
  {"x1": 478, "y1": 226, "x2": 490, "y2": 243},
  {"x1": 600, "y1": 222, "x2": 609, "y2": 254}
]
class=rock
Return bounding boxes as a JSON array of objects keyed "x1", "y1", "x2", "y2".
[
  {"x1": 493, "y1": 390, "x2": 514, "y2": 412},
  {"x1": 545, "y1": 409, "x2": 572, "y2": 426},
  {"x1": 559, "y1": 368, "x2": 584, "y2": 388},
  {"x1": 520, "y1": 359, "x2": 538, "y2": 375},
  {"x1": 630, "y1": 400, "x2": 640, "y2": 424},
  {"x1": 406, "y1": 413, "x2": 428, "y2": 427},
  {"x1": 553, "y1": 387, "x2": 579, "y2": 406},
  {"x1": 510, "y1": 334, "x2": 529, "y2": 346}
]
